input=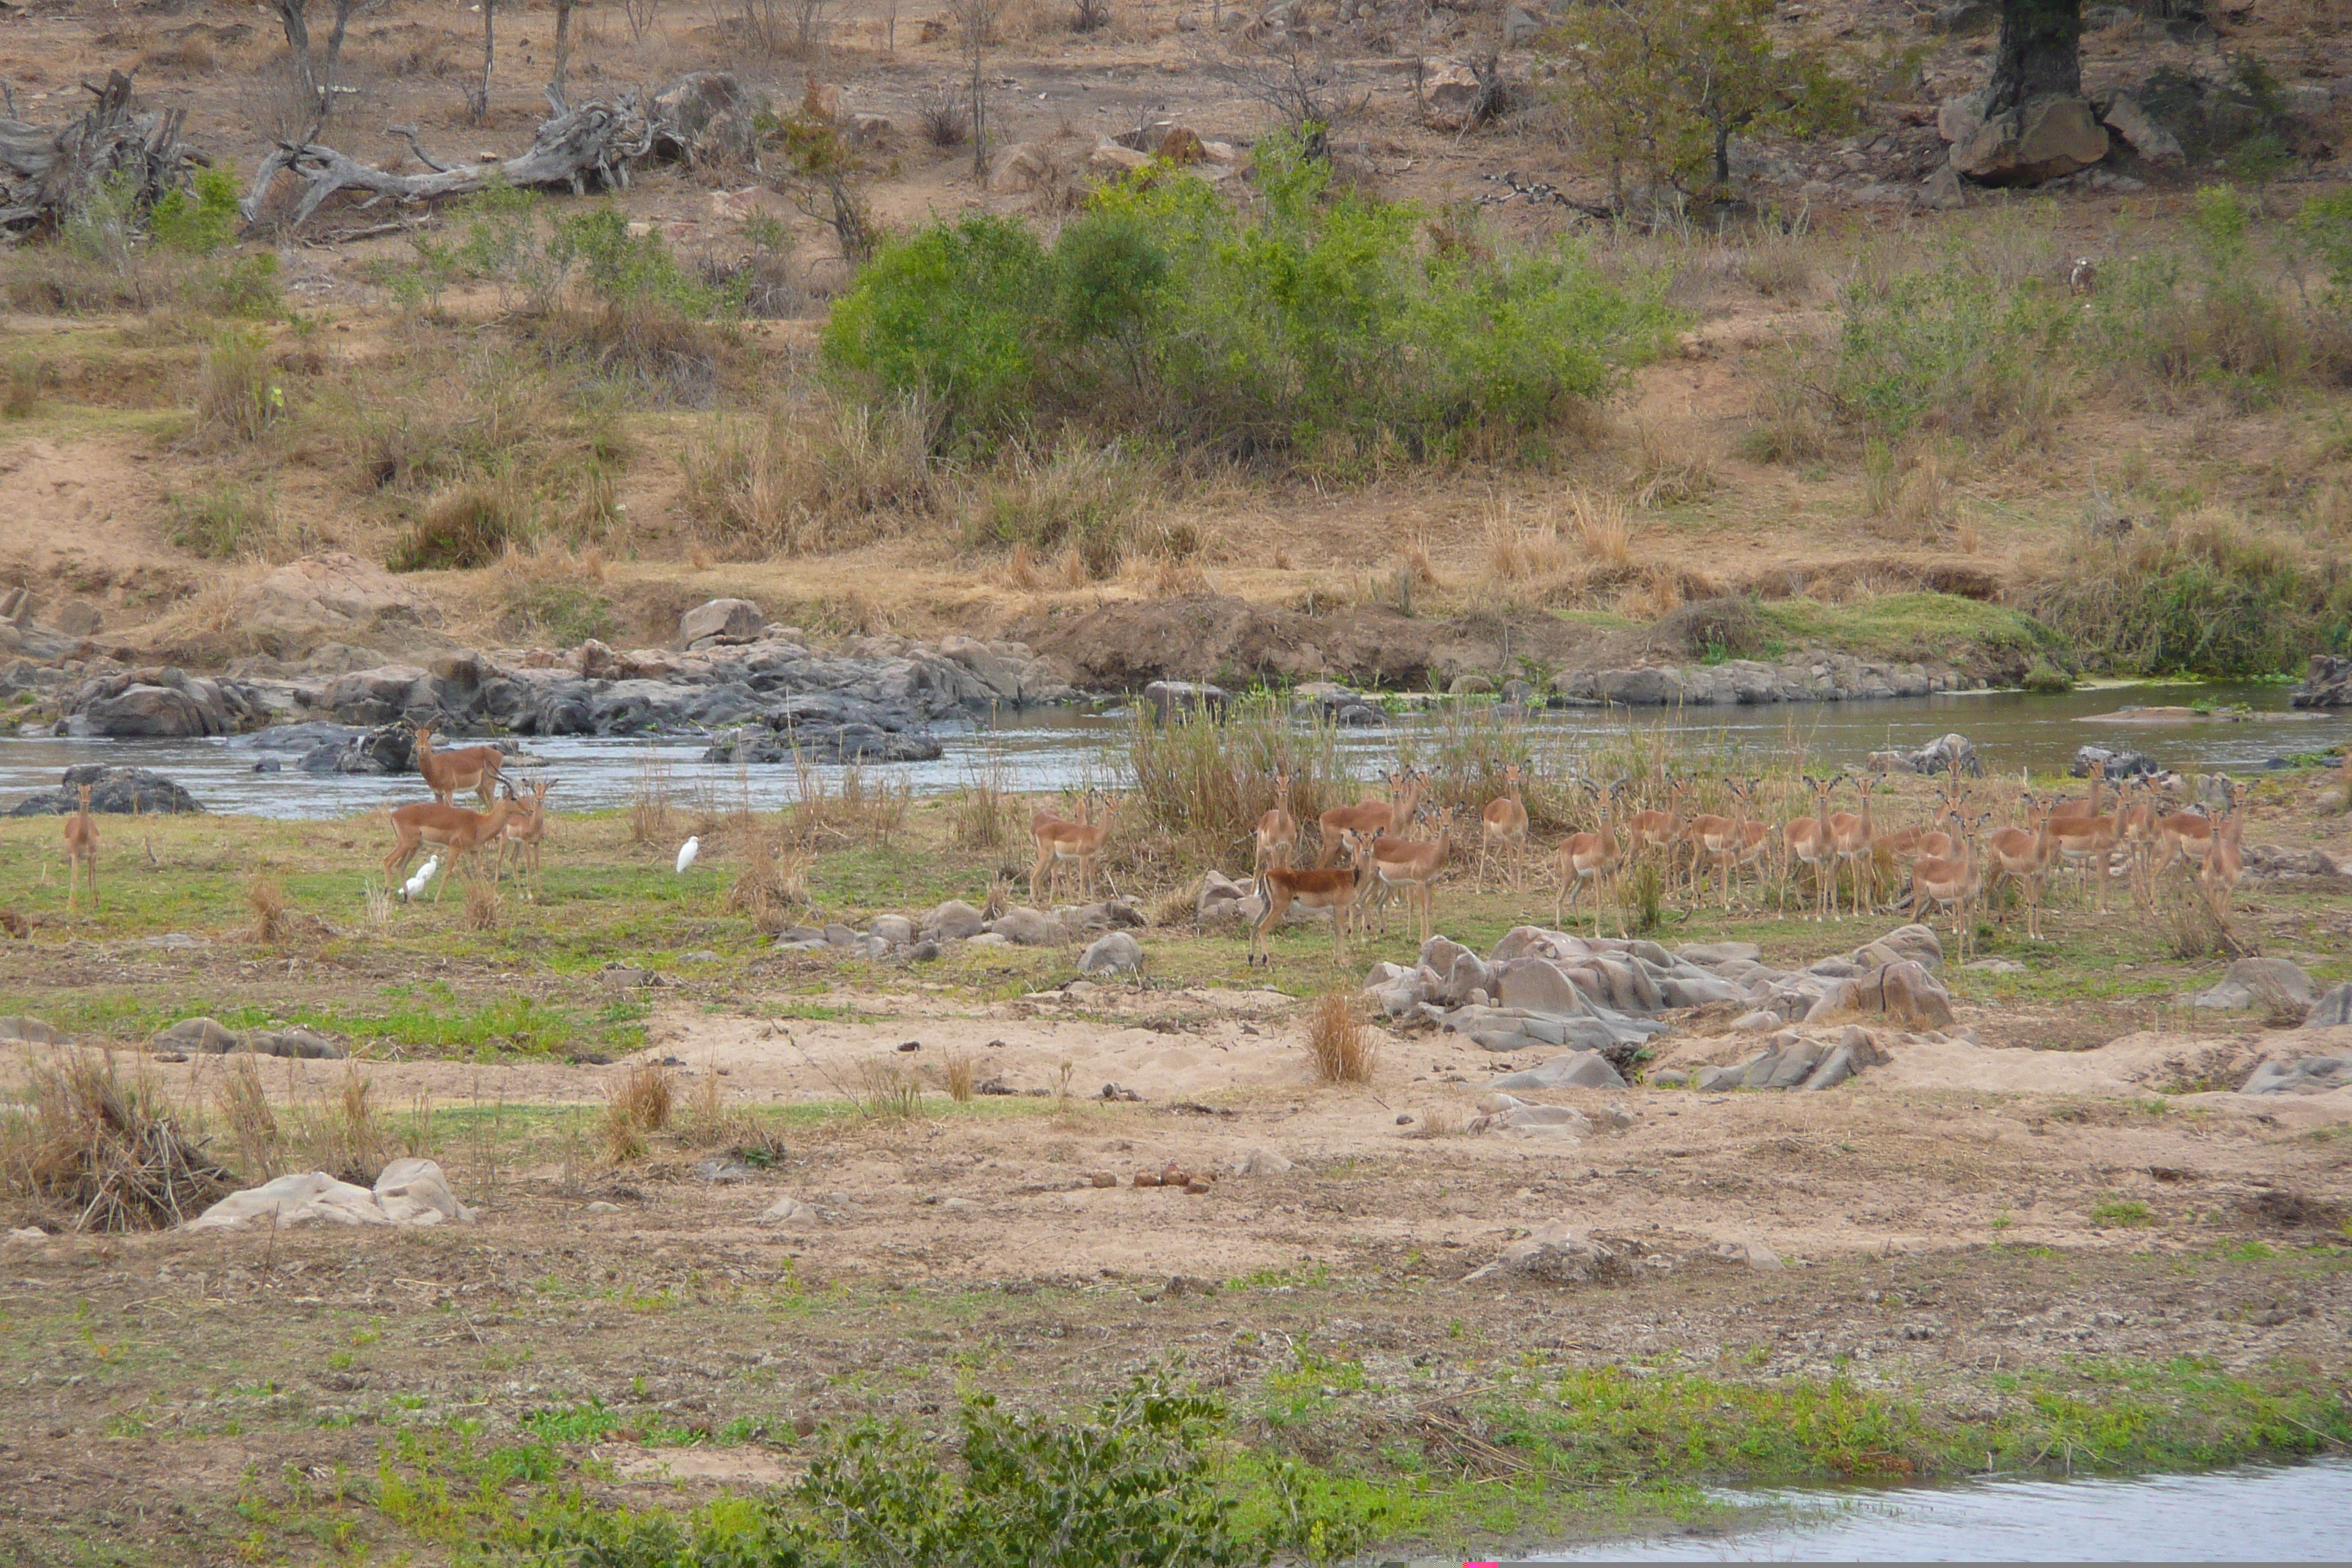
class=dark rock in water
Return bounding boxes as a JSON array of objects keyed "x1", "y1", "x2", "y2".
[
  {"x1": 1335, "y1": 703, "x2": 1387, "y2": 727},
  {"x1": 295, "y1": 723, "x2": 418, "y2": 775},
  {"x1": 2291, "y1": 653, "x2": 2352, "y2": 709},
  {"x1": 2073, "y1": 745, "x2": 2159, "y2": 779},
  {"x1": 1141, "y1": 680, "x2": 1228, "y2": 720},
  {"x1": 9, "y1": 766, "x2": 203, "y2": 815},
  {"x1": 61, "y1": 667, "x2": 266, "y2": 738},
  {"x1": 242, "y1": 720, "x2": 360, "y2": 751},
  {"x1": 253, "y1": 757, "x2": 282, "y2": 773},
  {"x1": 705, "y1": 723, "x2": 943, "y2": 764}
]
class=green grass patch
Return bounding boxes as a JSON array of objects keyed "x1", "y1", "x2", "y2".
[{"x1": 1755, "y1": 593, "x2": 2056, "y2": 667}]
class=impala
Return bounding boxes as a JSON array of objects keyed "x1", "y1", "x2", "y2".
[
  {"x1": 1984, "y1": 794, "x2": 2059, "y2": 941},
  {"x1": 62, "y1": 783, "x2": 98, "y2": 912},
  {"x1": 1723, "y1": 777, "x2": 1776, "y2": 908},
  {"x1": 1250, "y1": 831, "x2": 1376, "y2": 967},
  {"x1": 1825, "y1": 774, "x2": 1880, "y2": 921},
  {"x1": 2198, "y1": 795, "x2": 2244, "y2": 919},
  {"x1": 384, "y1": 786, "x2": 520, "y2": 900},
  {"x1": 1781, "y1": 774, "x2": 1838, "y2": 921},
  {"x1": 1475, "y1": 764, "x2": 1529, "y2": 892},
  {"x1": 2047, "y1": 789, "x2": 2123, "y2": 914},
  {"x1": 1317, "y1": 769, "x2": 1420, "y2": 866},
  {"x1": 1368, "y1": 806, "x2": 1455, "y2": 944},
  {"x1": 1553, "y1": 780, "x2": 1626, "y2": 937},
  {"x1": 1031, "y1": 789, "x2": 1112, "y2": 904},
  {"x1": 1622, "y1": 774, "x2": 1690, "y2": 899},
  {"x1": 414, "y1": 724, "x2": 506, "y2": 807},
  {"x1": 1679, "y1": 783, "x2": 1747, "y2": 912},
  {"x1": 1907, "y1": 811, "x2": 1991, "y2": 962},
  {"x1": 1253, "y1": 771, "x2": 1299, "y2": 878},
  {"x1": 497, "y1": 778, "x2": 555, "y2": 900}
]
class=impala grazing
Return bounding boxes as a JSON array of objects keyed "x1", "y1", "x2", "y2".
[
  {"x1": 1250, "y1": 832, "x2": 1376, "y2": 967},
  {"x1": 414, "y1": 725, "x2": 506, "y2": 807},
  {"x1": 62, "y1": 783, "x2": 98, "y2": 912},
  {"x1": 384, "y1": 786, "x2": 519, "y2": 900},
  {"x1": 1907, "y1": 811, "x2": 1991, "y2": 961}
]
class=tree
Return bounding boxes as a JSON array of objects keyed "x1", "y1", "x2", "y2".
[
  {"x1": 268, "y1": 0, "x2": 372, "y2": 127},
  {"x1": 951, "y1": 0, "x2": 1002, "y2": 180},
  {"x1": 549, "y1": 0, "x2": 576, "y2": 110},
  {"x1": 1553, "y1": 0, "x2": 1858, "y2": 198},
  {"x1": 1986, "y1": 0, "x2": 2083, "y2": 116}
]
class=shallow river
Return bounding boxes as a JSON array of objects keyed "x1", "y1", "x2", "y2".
[
  {"x1": 1531, "y1": 1453, "x2": 2351, "y2": 1561},
  {"x1": 2, "y1": 679, "x2": 2345, "y2": 819}
]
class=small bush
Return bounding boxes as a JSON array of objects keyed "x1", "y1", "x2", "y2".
[
  {"x1": 600, "y1": 1062, "x2": 674, "y2": 1162},
  {"x1": 854, "y1": 1058, "x2": 924, "y2": 1120},
  {"x1": 916, "y1": 83, "x2": 970, "y2": 146},
  {"x1": 1, "y1": 1050, "x2": 233, "y2": 1230},
  {"x1": 2089, "y1": 1195, "x2": 2154, "y2": 1228},
  {"x1": 246, "y1": 874, "x2": 290, "y2": 944},
  {"x1": 1831, "y1": 253, "x2": 2073, "y2": 440},
  {"x1": 1304, "y1": 992, "x2": 1375, "y2": 1085},
  {"x1": 4, "y1": 352, "x2": 42, "y2": 418},
  {"x1": 167, "y1": 483, "x2": 274, "y2": 559},
  {"x1": 150, "y1": 164, "x2": 244, "y2": 255},
  {"x1": 194, "y1": 326, "x2": 286, "y2": 445},
  {"x1": 2020, "y1": 660, "x2": 2073, "y2": 693},
  {"x1": 968, "y1": 439, "x2": 1154, "y2": 578},
  {"x1": 388, "y1": 482, "x2": 529, "y2": 571},
  {"x1": 2087, "y1": 186, "x2": 2315, "y2": 408}
]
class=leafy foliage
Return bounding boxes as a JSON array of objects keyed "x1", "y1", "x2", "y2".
[
  {"x1": 1831, "y1": 255, "x2": 2074, "y2": 438},
  {"x1": 1550, "y1": 0, "x2": 1861, "y2": 196},
  {"x1": 149, "y1": 165, "x2": 245, "y2": 255},
  {"x1": 821, "y1": 131, "x2": 1674, "y2": 462}
]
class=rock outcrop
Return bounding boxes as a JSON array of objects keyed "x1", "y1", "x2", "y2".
[
  {"x1": 184, "y1": 1158, "x2": 472, "y2": 1230},
  {"x1": 1553, "y1": 654, "x2": 1966, "y2": 708},
  {"x1": 7, "y1": 766, "x2": 203, "y2": 816},
  {"x1": 61, "y1": 667, "x2": 268, "y2": 738},
  {"x1": 1950, "y1": 94, "x2": 2110, "y2": 185},
  {"x1": 2291, "y1": 655, "x2": 2352, "y2": 709}
]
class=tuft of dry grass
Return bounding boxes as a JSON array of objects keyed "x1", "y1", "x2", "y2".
[
  {"x1": 1482, "y1": 500, "x2": 1570, "y2": 583},
  {"x1": 464, "y1": 879, "x2": 504, "y2": 931},
  {"x1": 1303, "y1": 992, "x2": 1376, "y2": 1085},
  {"x1": 854, "y1": 1058, "x2": 924, "y2": 1120},
  {"x1": 0, "y1": 1049, "x2": 234, "y2": 1230},
  {"x1": 1398, "y1": 537, "x2": 1441, "y2": 588},
  {"x1": 1627, "y1": 418, "x2": 1717, "y2": 507},
  {"x1": 600, "y1": 1061, "x2": 675, "y2": 1163},
  {"x1": 193, "y1": 328, "x2": 284, "y2": 447},
  {"x1": 1405, "y1": 1103, "x2": 1460, "y2": 1139},
  {"x1": 246, "y1": 874, "x2": 289, "y2": 945},
  {"x1": 679, "y1": 399, "x2": 936, "y2": 558},
  {"x1": 726, "y1": 830, "x2": 810, "y2": 932},
  {"x1": 1570, "y1": 488, "x2": 1633, "y2": 568},
  {"x1": 943, "y1": 1050, "x2": 976, "y2": 1103},
  {"x1": 214, "y1": 1054, "x2": 281, "y2": 1181},
  {"x1": 630, "y1": 757, "x2": 678, "y2": 845}
]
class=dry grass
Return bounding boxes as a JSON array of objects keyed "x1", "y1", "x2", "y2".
[
  {"x1": 1398, "y1": 537, "x2": 1441, "y2": 588},
  {"x1": 1627, "y1": 418, "x2": 1716, "y2": 508},
  {"x1": 854, "y1": 1058, "x2": 924, "y2": 1120},
  {"x1": 213, "y1": 1054, "x2": 281, "y2": 1181},
  {"x1": 788, "y1": 755, "x2": 911, "y2": 848},
  {"x1": 1405, "y1": 1103, "x2": 1460, "y2": 1139},
  {"x1": 943, "y1": 1050, "x2": 977, "y2": 1102},
  {"x1": 246, "y1": 873, "x2": 289, "y2": 945},
  {"x1": 1482, "y1": 500, "x2": 1571, "y2": 582},
  {"x1": 192, "y1": 328, "x2": 282, "y2": 448},
  {"x1": 1303, "y1": 991, "x2": 1376, "y2": 1085},
  {"x1": 678, "y1": 399, "x2": 937, "y2": 558},
  {"x1": 293, "y1": 1063, "x2": 395, "y2": 1185},
  {"x1": 600, "y1": 1062, "x2": 675, "y2": 1163},
  {"x1": 630, "y1": 757, "x2": 678, "y2": 845},
  {"x1": 725, "y1": 830, "x2": 810, "y2": 932},
  {"x1": 464, "y1": 879, "x2": 504, "y2": 930},
  {"x1": 1, "y1": 1050, "x2": 233, "y2": 1231},
  {"x1": 1570, "y1": 488, "x2": 1634, "y2": 569}
]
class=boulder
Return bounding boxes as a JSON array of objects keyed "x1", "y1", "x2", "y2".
[
  {"x1": 2305, "y1": 984, "x2": 2352, "y2": 1031},
  {"x1": 1701, "y1": 1237, "x2": 1784, "y2": 1273},
  {"x1": 1421, "y1": 62, "x2": 1485, "y2": 130},
  {"x1": 2194, "y1": 957, "x2": 2317, "y2": 1013},
  {"x1": 1235, "y1": 1146, "x2": 1293, "y2": 1175},
  {"x1": 990, "y1": 142, "x2": 1054, "y2": 192},
  {"x1": 152, "y1": 1017, "x2": 241, "y2": 1054},
  {"x1": 678, "y1": 598, "x2": 764, "y2": 648},
  {"x1": 240, "y1": 1028, "x2": 346, "y2": 1060},
  {"x1": 1872, "y1": 734, "x2": 1979, "y2": 777},
  {"x1": 1851, "y1": 923, "x2": 1945, "y2": 973},
  {"x1": 2290, "y1": 654, "x2": 2352, "y2": 709},
  {"x1": 235, "y1": 551, "x2": 438, "y2": 642},
  {"x1": 651, "y1": 71, "x2": 767, "y2": 158},
  {"x1": 2098, "y1": 91, "x2": 2185, "y2": 166},
  {"x1": 1472, "y1": 1102, "x2": 1591, "y2": 1134},
  {"x1": 1079, "y1": 931, "x2": 1145, "y2": 975},
  {"x1": 923, "y1": 900, "x2": 987, "y2": 941},
  {"x1": 1464, "y1": 1221, "x2": 1623, "y2": 1284},
  {"x1": 1494, "y1": 958, "x2": 1586, "y2": 1016},
  {"x1": 1856, "y1": 960, "x2": 1955, "y2": 1028},
  {"x1": 988, "y1": 906, "x2": 1063, "y2": 946},
  {"x1": 1488, "y1": 1052, "x2": 1627, "y2": 1092},
  {"x1": 0, "y1": 1016, "x2": 64, "y2": 1044},
  {"x1": 373, "y1": 1158, "x2": 475, "y2": 1225},
  {"x1": 844, "y1": 112, "x2": 895, "y2": 147},
  {"x1": 870, "y1": 914, "x2": 915, "y2": 949},
  {"x1": 184, "y1": 1171, "x2": 390, "y2": 1230},
  {"x1": 1139, "y1": 679, "x2": 1227, "y2": 720},
  {"x1": 759, "y1": 1196, "x2": 821, "y2": 1225},
  {"x1": 1954, "y1": 94, "x2": 2110, "y2": 186},
  {"x1": 2241, "y1": 1055, "x2": 2352, "y2": 1095},
  {"x1": 2073, "y1": 745, "x2": 2159, "y2": 780},
  {"x1": 1090, "y1": 139, "x2": 1151, "y2": 176},
  {"x1": 5, "y1": 766, "x2": 201, "y2": 818},
  {"x1": 1937, "y1": 88, "x2": 1987, "y2": 144}
]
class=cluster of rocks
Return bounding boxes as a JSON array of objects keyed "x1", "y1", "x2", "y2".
[
  {"x1": 185, "y1": 1158, "x2": 472, "y2": 1231},
  {"x1": 2292, "y1": 654, "x2": 2352, "y2": 709},
  {"x1": 1554, "y1": 655, "x2": 1968, "y2": 709},
  {"x1": 1367, "y1": 922, "x2": 1955, "y2": 1045},
  {"x1": 1870, "y1": 732, "x2": 1981, "y2": 777},
  {"x1": 2072, "y1": 745, "x2": 2161, "y2": 780},
  {"x1": 148, "y1": 1017, "x2": 345, "y2": 1060},
  {"x1": 5, "y1": 765, "x2": 203, "y2": 816},
  {"x1": 1676, "y1": 1025, "x2": 1894, "y2": 1094},
  {"x1": 1464, "y1": 1222, "x2": 1780, "y2": 1285},
  {"x1": 15, "y1": 585, "x2": 1076, "y2": 750},
  {"x1": 2239, "y1": 978, "x2": 2352, "y2": 1096},
  {"x1": 989, "y1": 121, "x2": 1248, "y2": 195},
  {"x1": 774, "y1": 898, "x2": 1145, "y2": 969}
]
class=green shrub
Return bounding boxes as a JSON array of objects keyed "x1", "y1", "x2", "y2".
[
  {"x1": 500, "y1": 580, "x2": 614, "y2": 644},
  {"x1": 150, "y1": 165, "x2": 244, "y2": 255},
  {"x1": 2019, "y1": 513, "x2": 2352, "y2": 676},
  {"x1": 167, "y1": 483, "x2": 273, "y2": 558},
  {"x1": 1831, "y1": 255, "x2": 2073, "y2": 439},
  {"x1": 2295, "y1": 188, "x2": 2352, "y2": 312},
  {"x1": 193, "y1": 326, "x2": 284, "y2": 445},
  {"x1": 2019, "y1": 660, "x2": 2073, "y2": 693},
  {"x1": 822, "y1": 131, "x2": 1676, "y2": 463},
  {"x1": 2087, "y1": 186, "x2": 2306, "y2": 408}
]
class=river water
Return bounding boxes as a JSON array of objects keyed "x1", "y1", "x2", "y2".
[
  {"x1": 3, "y1": 679, "x2": 2345, "y2": 820},
  {"x1": 1529, "y1": 1454, "x2": 2351, "y2": 1561}
]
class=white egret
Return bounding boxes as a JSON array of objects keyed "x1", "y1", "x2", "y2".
[
  {"x1": 400, "y1": 855, "x2": 440, "y2": 902},
  {"x1": 675, "y1": 836, "x2": 700, "y2": 875}
]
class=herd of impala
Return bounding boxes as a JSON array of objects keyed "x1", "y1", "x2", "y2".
[{"x1": 1023, "y1": 753, "x2": 2266, "y2": 969}]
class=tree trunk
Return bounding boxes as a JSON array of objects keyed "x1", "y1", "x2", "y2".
[
  {"x1": 550, "y1": 0, "x2": 574, "y2": 110},
  {"x1": 272, "y1": 0, "x2": 319, "y2": 108},
  {"x1": 478, "y1": 0, "x2": 497, "y2": 126},
  {"x1": 319, "y1": 0, "x2": 361, "y2": 118},
  {"x1": 1, "y1": 71, "x2": 198, "y2": 237},
  {"x1": 1986, "y1": 0, "x2": 2083, "y2": 115}
]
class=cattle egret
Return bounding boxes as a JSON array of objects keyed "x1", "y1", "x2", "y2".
[
  {"x1": 675, "y1": 837, "x2": 700, "y2": 875},
  {"x1": 401, "y1": 856, "x2": 440, "y2": 902}
]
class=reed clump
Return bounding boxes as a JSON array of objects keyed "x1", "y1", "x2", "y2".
[
  {"x1": 0, "y1": 1050, "x2": 233, "y2": 1231},
  {"x1": 1304, "y1": 992, "x2": 1376, "y2": 1085}
]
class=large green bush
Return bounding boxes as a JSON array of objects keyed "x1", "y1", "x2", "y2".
[
  {"x1": 820, "y1": 132, "x2": 1676, "y2": 461},
  {"x1": 1831, "y1": 257, "x2": 2074, "y2": 440}
]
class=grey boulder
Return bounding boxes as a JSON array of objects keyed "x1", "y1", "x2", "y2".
[
  {"x1": 1079, "y1": 931, "x2": 1145, "y2": 975},
  {"x1": 679, "y1": 598, "x2": 765, "y2": 648},
  {"x1": 1464, "y1": 1221, "x2": 1624, "y2": 1284},
  {"x1": 1489, "y1": 1052, "x2": 1627, "y2": 1092}
]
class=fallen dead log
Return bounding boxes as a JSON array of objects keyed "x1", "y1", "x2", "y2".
[
  {"x1": 1, "y1": 70, "x2": 203, "y2": 238},
  {"x1": 241, "y1": 72, "x2": 763, "y2": 233}
]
